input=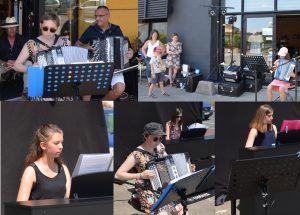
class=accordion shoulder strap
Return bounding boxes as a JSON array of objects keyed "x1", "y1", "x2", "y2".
[
  {"x1": 34, "y1": 34, "x2": 60, "y2": 49},
  {"x1": 134, "y1": 147, "x2": 156, "y2": 158}
]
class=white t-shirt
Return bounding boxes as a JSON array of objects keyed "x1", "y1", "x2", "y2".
[
  {"x1": 146, "y1": 40, "x2": 160, "y2": 58},
  {"x1": 150, "y1": 56, "x2": 163, "y2": 74}
]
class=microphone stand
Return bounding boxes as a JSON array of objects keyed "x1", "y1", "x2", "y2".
[{"x1": 270, "y1": 55, "x2": 300, "y2": 101}]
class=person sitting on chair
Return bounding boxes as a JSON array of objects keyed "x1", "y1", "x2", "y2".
[
  {"x1": 115, "y1": 122, "x2": 186, "y2": 215},
  {"x1": 267, "y1": 47, "x2": 295, "y2": 102},
  {"x1": 0, "y1": 17, "x2": 26, "y2": 84},
  {"x1": 245, "y1": 104, "x2": 277, "y2": 148},
  {"x1": 75, "y1": 6, "x2": 133, "y2": 101}
]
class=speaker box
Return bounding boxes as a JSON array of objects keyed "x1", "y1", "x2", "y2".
[
  {"x1": 196, "y1": 81, "x2": 216, "y2": 96},
  {"x1": 185, "y1": 74, "x2": 203, "y2": 92}
]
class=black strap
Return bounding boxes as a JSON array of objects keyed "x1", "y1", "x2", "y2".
[
  {"x1": 134, "y1": 147, "x2": 157, "y2": 158},
  {"x1": 34, "y1": 34, "x2": 59, "y2": 49}
]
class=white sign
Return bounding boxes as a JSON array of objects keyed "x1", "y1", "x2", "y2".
[
  {"x1": 263, "y1": 28, "x2": 273, "y2": 36},
  {"x1": 266, "y1": 37, "x2": 272, "y2": 41}
]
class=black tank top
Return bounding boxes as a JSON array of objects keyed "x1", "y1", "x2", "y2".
[
  {"x1": 253, "y1": 129, "x2": 276, "y2": 147},
  {"x1": 29, "y1": 162, "x2": 66, "y2": 200}
]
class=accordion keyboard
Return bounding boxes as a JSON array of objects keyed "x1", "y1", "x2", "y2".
[
  {"x1": 36, "y1": 46, "x2": 88, "y2": 66},
  {"x1": 147, "y1": 153, "x2": 191, "y2": 191},
  {"x1": 147, "y1": 162, "x2": 162, "y2": 190}
]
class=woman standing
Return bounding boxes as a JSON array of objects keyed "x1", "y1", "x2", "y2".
[
  {"x1": 17, "y1": 124, "x2": 71, "y2": 201},
  {"x1": 245, "y1": 104, "x2": 277, "y2": 148},
  {"x1": 166, "y1": 33, "x2": 182, "y2": 86},
  {"x1": 142, "y1": 30, "x2": 166, "y2": 86}
]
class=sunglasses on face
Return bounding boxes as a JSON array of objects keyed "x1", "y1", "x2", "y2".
[
  {"x1": 42, "y1": 26, "x2": 57, "y2": 33},
  {"x1": 176, "y1": 115, "x2": 182, "y2": 118},
  {"x1": 153, "y1": 136, "x2": 164, "y2": 142}
]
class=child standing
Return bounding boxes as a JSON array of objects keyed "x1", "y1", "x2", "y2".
[{"x1": 148, "y1": 47, "x2": 170, "y2": 98}]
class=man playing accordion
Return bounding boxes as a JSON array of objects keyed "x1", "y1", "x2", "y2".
[{"x1": 75, "y1": 6, "x2": 133, "y2": 101}]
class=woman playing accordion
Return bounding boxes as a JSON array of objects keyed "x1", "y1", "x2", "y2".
[{"x1": 14, "y1": 13, "x2": 72, "y2": 101}]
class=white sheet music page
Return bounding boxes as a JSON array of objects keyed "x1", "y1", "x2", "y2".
[{"x1": 72, "y1": 153, "x2": 113, "y2": 178}]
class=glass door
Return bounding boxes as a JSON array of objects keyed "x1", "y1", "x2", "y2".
[{"x1": 243, "y1": 15, "x2": 275, "y2": 66}]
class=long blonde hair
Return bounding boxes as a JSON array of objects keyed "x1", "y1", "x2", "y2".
[
  {"x1": 25, "y1": 124, "x2": 63, "y2": 167},
  {"x1": 250, "y1": 104, "x2": 274, "y2": 133}
]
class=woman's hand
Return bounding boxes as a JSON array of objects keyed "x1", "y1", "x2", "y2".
[
  {"x1": 191, "y1": 164, "x2": 196, "y2": 172},
  {"x1": 141, "y1": 170, "x2": 155, "y2": 179}
]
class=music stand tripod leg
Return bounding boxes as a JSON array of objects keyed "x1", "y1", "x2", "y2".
[
  {"x1": 231, "y1": 200, "x2": 236, "y2": 215},
  {"x1": 260, "y1": 179, "x2": 272, "y2": 215}
]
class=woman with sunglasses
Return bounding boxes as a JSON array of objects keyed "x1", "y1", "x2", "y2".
[
  {"x1": 14, "y1": 13, "x2": 71, "y2": 101},
  {"x1": 166, "y1": 108, "x2": 183, "y2": 141},
  {"x1": 115, "y1": 122, "x2": 185, "y2": 215}
]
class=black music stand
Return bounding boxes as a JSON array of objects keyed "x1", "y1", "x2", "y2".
[
  {"x1": 150, "y1": 165, "x2": 215, "y2": 215},
  {"x1": 226, "y1": 154, "x2": 300, "y2": 215},
  {"x1": 242, "y1": 55, "x2": 270, "y2": 101},
  {"x1": 71, "y1": 153, "x2": 114, "y2": 199},
  {"x1": 43, "y1": 62, "x2": 114, "y2": 99}
]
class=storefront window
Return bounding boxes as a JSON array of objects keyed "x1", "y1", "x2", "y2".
[
  {"x1": 246, "y1": 17, "x2": 273, "y2": 65},
  {"x1": 244, "y1": 0, "x2": 274, "y2": 12},
  {"x1": 225, "y1": 0, "x2": 241, "y2": 13},
  {"x1": 278, "y1": 0, "x2": 300, "y2": 11},
  {"x1": 138, "y1": 23, "x2": 149, "y2": 45},
  {"x1": 44, "y1": 0, "x2": 104, "y2": 45},
  {"x1": 223, "y1": 15, "x2": 242, "y2": 65}
]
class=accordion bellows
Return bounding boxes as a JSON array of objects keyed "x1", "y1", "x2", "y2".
[
  {"x1": 37, "y1": 46, "x2": 89, "y2": 66},
  {"x1": 146, "y1": 153, "x2": 192, "y2": 191}
]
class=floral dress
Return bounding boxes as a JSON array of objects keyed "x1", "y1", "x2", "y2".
[
  {"x1": 26, "y1": 36, "x2": 73, "y2": 101},
  {"x1": 132, "y1": 143, "x2": 179, "y2": 214},
  {"x1": 167, "y1": 121, "x2": 181, "y2": 140},
  {"x1": 166, "y1": 42, "x2": 182, "y2": 69}
]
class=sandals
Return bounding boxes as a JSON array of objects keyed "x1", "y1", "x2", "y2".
[
  {"x1": 148, "y1": 93, "x2": 157, "y2": 98},
  {"x1": 162, "y1": 92, "x2": 170, "y2": 96}
]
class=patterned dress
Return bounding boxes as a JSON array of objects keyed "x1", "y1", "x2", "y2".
[
  {"x1": 167, "y1": 121, "x2": 181, "y2": 140},
  {"x1": 132, "y1": 143, "x2": 179, "y2": 214},
  {"x1": 166, "y1": 42, "x2": 182, "y2": 69},
  {"x1": 26, "y1": 36, "x2": 73, "y2": 101}
]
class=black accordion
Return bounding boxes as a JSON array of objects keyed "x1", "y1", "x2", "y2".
[
  {"x1": 91, "y1": 36, "x2": 129, "y2": 69},
  {"x1": 36, "y1": 46, "x2": 89, "y2": 66},
  {"x1": 146, "y1": 153, "x2": 192, "y2": 191}
]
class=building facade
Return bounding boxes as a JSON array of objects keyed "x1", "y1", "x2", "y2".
[
  {"x1": 138, "y1": 0, "x2": 219, "y2": 80},
  {"x1": 222, "y1": 0, "x2": 300, "y2": 67}
]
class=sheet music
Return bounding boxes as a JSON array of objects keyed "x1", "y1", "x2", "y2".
[{"x1": 72, "y1": 153, "x2": 113, "y2": 178}]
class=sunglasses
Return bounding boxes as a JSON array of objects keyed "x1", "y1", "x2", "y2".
[
  {"x1": 153, "y1": 136, "x2": 164, "y2": 142},
  {"x1": 42, "y1": 26, "x2": 57, "y2": 33},
  {"x1": 176, "y1": 115, "x2": 182, "y2": 118}
]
